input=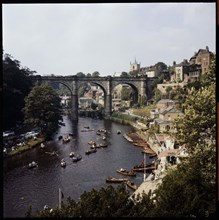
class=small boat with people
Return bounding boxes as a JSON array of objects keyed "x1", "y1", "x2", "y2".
[
  {"x1": 72, "y1": 154, "x2": 82, "y2": 162},
  {"x1": 117, "y1": 130, "x2": 121, "y2": 134},
  {"x1": 63, "y1": 136, "x2": 71, "y2": 144},
  {"x1": 126, "y1": 180, "x2": 138, "y2": 190},
  {"x1": 60, "y1": 159, "x2": 66, "y2": 167},
  {"x1": 105, "y1": 177, "x2": 128, "y2": 183},
  {"x1": 28, "y1": 161, "x2": 38, "y2": 169},
  {"x1": 59, "y1": 122, "x2": 65, "y2": 126},
  {"x1": 88, "y1": 140, "x2": 96, "y2": 145},
  {"x1": 58, "y1": 135, "x2": 63, "y2": 141},
  {"x1": 116, "y1": 168, "x2": 137, "y2": 177},
  {"x1": 96, "y1": 130, "x2": 101, "y2": 135},
  {"x1": 85, "y1": 148, "x2": 97, "y2": 155},
  {"x1": 69, "y1": 152, "x2": 75, "y2": 157}
]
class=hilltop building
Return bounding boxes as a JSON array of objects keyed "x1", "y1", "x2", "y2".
[{"x1": 130, "y1": 58, "x2": 140, "y2": 73}]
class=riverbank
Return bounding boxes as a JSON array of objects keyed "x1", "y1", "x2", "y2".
[{"x1": 4, "y1": 136, "x2": 45, "y2": 159}]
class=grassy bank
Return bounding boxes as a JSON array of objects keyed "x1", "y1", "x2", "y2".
[
  {"x1": 5, "y1": 136, "x2": 45, "y2": 158},
  {"x1": 110, "y1": 112, "x2": 135, "y2": 125}
]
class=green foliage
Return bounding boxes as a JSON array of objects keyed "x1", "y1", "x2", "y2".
[
  {"x1": 153, "y1": 142, "x2": 216, "y2": 217},
  {"x1": 111, "y1": 112, "x2": 136, "y2": 122},
  {"x1": 3, "y1": 53, "x2": 33, "y2": 130},
  {"x1": 120, "y1": 72, "x2": 130, "y2": 77},
  {"x1": 175, "y1": 80, "x2": 215, "y2": 150},
  {"x1": 92, "y1": 71, "x2": 100, "y2": 77},
  {"x1": 23, "y1": 83, "x2": 62, "y2": 137},
  {"x1": 129, "y1": 70, "x2": 139, "y2": 77},
  {"x1": 55, "y1": 84, "x2": 71, "y2": 96},
  {"x1": 121, "y1": 86, "x2": 132, "y2": 100},
  {"x1": 154, "y1": 62, "x2": 168, "y2": 77},
  {"x1": 76, "y1": 72, "x2": 86, "y2": 77}
]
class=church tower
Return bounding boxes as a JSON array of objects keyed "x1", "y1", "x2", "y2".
[{"x1": 130, "y1": 58, "x2": 141, "y2": 72}]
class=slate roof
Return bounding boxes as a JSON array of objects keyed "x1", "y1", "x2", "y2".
[{"x1": 159, "y1": 106, "x2": 182, "y2": 115}]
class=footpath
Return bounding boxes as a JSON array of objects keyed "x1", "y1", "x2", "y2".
[{"x1": 131, "y1": 167, "x2": 166, "y2": 201}]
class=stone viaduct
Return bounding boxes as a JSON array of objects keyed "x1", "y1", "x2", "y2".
[{"x1": 31, "y1": 75, "x2": 156, "y2": 121}]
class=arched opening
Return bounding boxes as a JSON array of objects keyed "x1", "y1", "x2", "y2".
[
  {"x1": 77, "y1": 81, "x2": 106, "y2": 119},
  {"x1": 112, "y1": 83, "x2": 139, "y2": 109}
]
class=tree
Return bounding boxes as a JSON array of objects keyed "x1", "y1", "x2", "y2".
[
  {"x1": 151, "y1": 55, "x2": 216, "y2": 217},
  {"x1": 129, "y1": 70, "x2": 139, "y2": 77},
  {"x1": 120, "y1": 72, "x2": 129, "y2": 77},
  {"x1": 3, "y1": 53, "x2": 34, "y2": 130},
  {"x1": 121, "y1": 86, "x2": 132, "y2": 101},
  {"x1": 23, "y1": 83, "x2": 63, "y2": 137},
  {"x1": 76, "y1": 72, "x2": 86, "y2": 77},
  {"x1": 175, "y1": 67, "x2": 216, "y2": 150},
  {"x1": 154, "y1": 61, "x2": 167, "y2": 72},
  {"x1": 152, "y1": 142, "x2": 216, "y2": 218},
  {"x1": 92, "y1": 71, "x2": 100, "y2": 77}
]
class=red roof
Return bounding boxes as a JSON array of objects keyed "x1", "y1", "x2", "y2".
[{"x1": 158, "y1": 149, "x2": 180, "y2": 158}]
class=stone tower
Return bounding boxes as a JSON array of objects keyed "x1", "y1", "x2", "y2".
[{"x1": 130, "y1": 58, "x2": 141, "y2": 72}]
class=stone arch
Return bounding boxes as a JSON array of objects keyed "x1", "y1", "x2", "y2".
[
  {"x1": 111, "y1": 81, "x2": 139, "y2": 105},
  {"x1": 77, "y1": 80, "x2": 107, "y2": 112},
  {"x1": 30, "y1": 75, "x2": 155, "y2": 121}
]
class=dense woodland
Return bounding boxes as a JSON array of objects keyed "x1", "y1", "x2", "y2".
[{"x1": 3, "y1": 52, "x2": 216, "y2": 217}]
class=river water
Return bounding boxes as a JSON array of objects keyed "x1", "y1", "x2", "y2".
[{"x1": 3, "y1": 115, "x2": 153, "y2": 218}]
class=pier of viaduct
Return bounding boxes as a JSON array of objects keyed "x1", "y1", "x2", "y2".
[{"x1": 31, "y1": 75, "x2": 156, "y2": 121}]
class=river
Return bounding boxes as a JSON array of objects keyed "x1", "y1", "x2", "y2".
[{"x1": 3, "y1": 115, "x2": 153, "y2": 218}]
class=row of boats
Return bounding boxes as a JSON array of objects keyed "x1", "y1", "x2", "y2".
[{"x1": 105, "y1": 161, "x2": 157, "y2": 191}]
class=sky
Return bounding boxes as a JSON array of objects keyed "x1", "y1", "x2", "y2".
[{"x1": 2, "y1": 2, "x2": 216, "y2": 76}]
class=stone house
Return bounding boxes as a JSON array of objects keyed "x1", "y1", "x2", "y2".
[
  {"x1": 155, "y1": 99, "x2": 179, "y2": 111},
  {"x1": 154, "y1": 106, "x2": 184, "y2": 133},
  {"x1": 172, "y1": 59, "x2": 201, "y2": 83},
  {"x1": 189, "y1": 46, "x2": 214, "y2": 74},
  {"x1": 158, "y1": 146, "x2": 188, "y2": 166},
  {"x1": 139, "y1": 65, "x2": 159, "y2": 78}
]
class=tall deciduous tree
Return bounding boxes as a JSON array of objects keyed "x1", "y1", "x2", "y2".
[
  {"x1": 175, "y1": 55, "x2": 216, "y2": 150},
  {"x1": 23, "y1": 83, "x2": 62, "y2": 137},
  {"x1": 3, "y1": 53, "x2": 34, "y2": 130}
]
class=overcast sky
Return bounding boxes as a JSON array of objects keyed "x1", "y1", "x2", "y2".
[{"x1": 2, "y1": 2, "x2": 216, "y2": 76}]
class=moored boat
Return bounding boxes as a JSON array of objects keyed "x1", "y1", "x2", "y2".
[
  {"x1": 116, "y1": 168, "x2": 137, "y2": 177},
  {"x1": 126, "y1": 180, "x2": 138, "y2": 190},
  {"x1": 58, "y1": 135, "x2": 63, "y2": 141},
  {"x1": 133, "y1": 160, "x2": 156, "y2": 172},
  {"x1": 105, "y1": 177, "x2": 128, "y2": 183}
]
